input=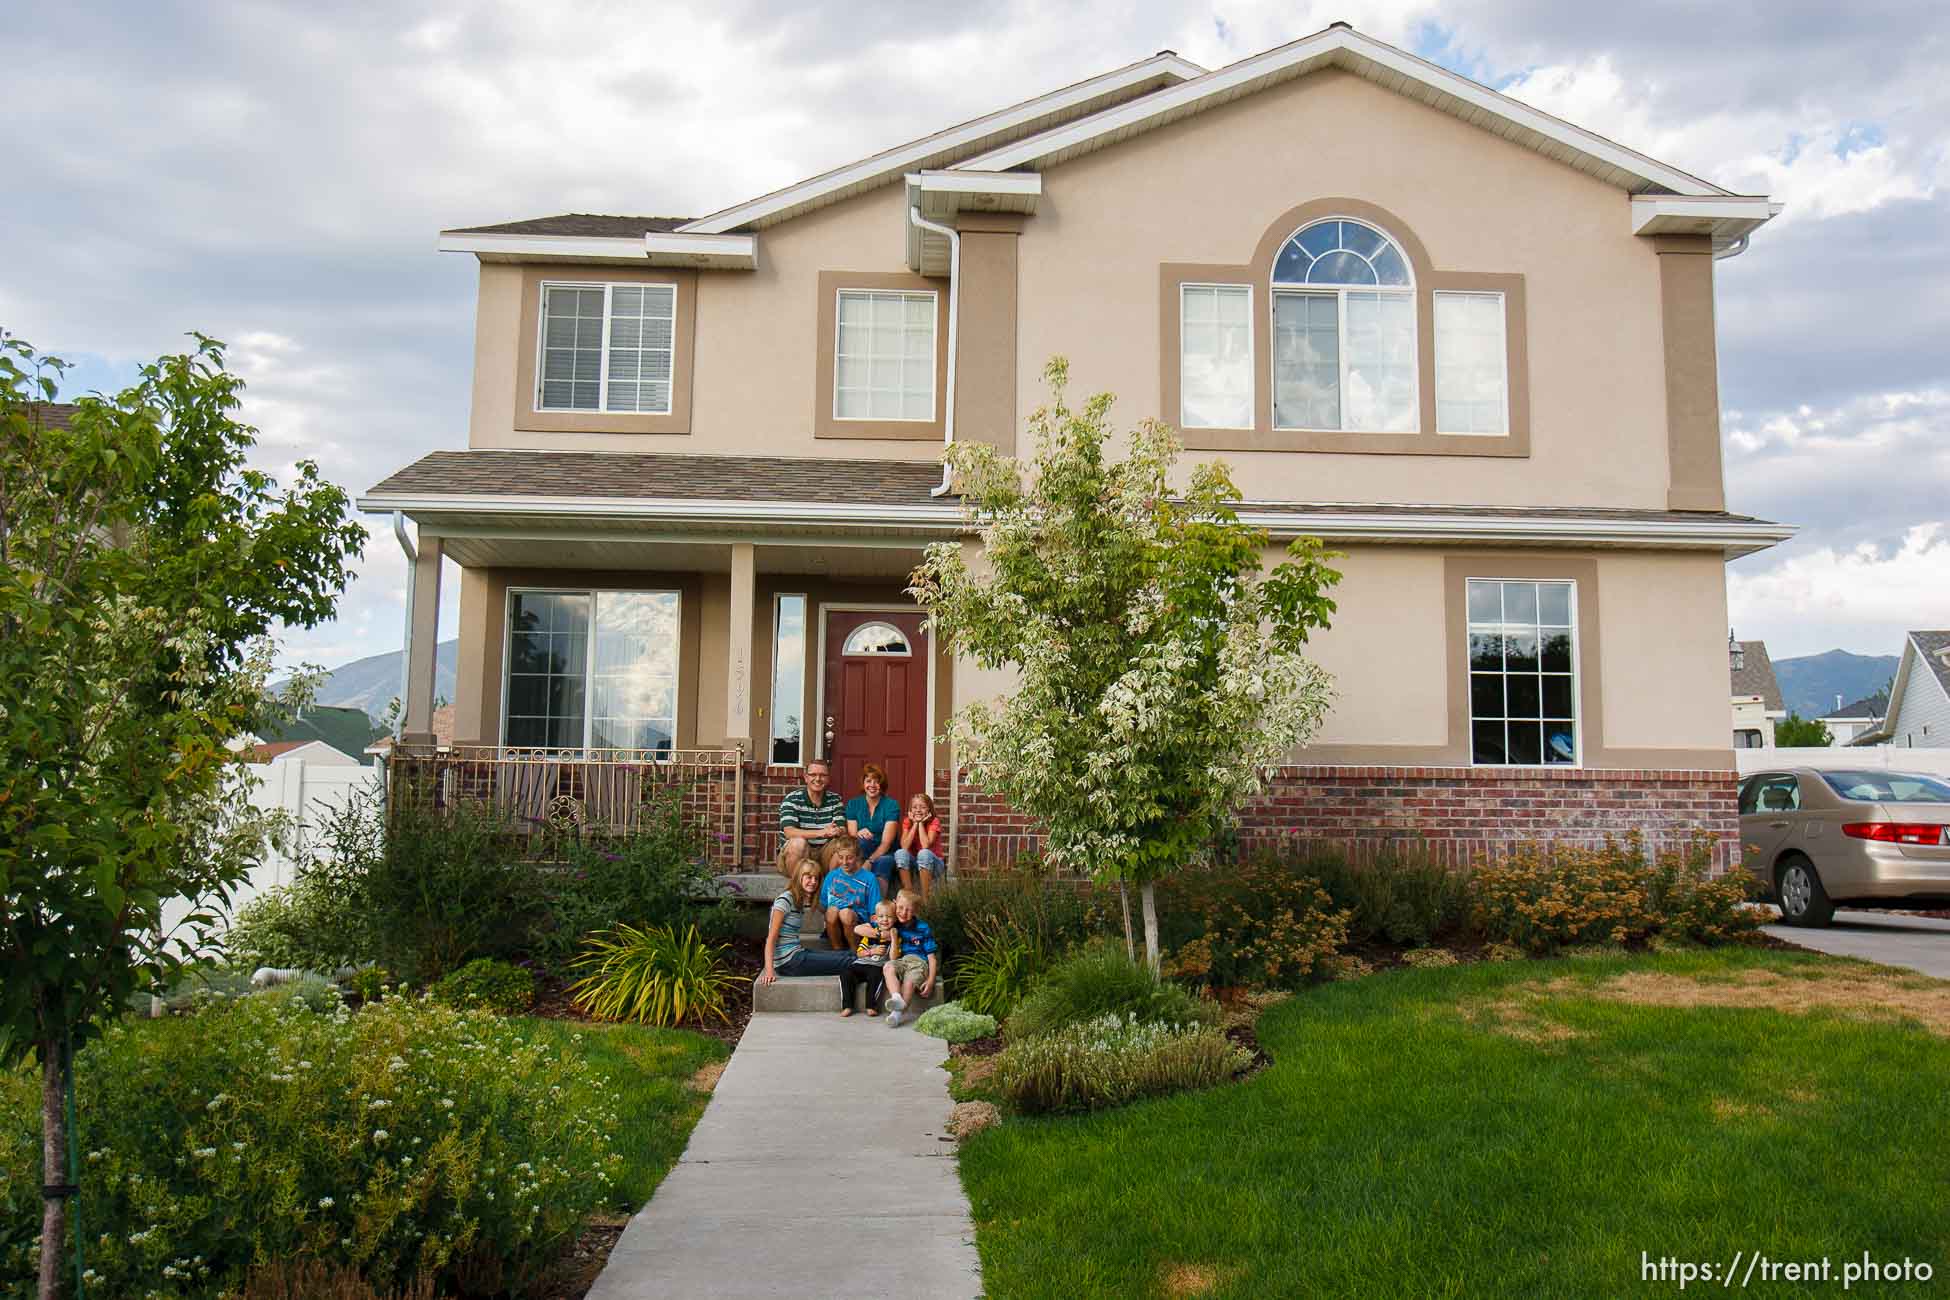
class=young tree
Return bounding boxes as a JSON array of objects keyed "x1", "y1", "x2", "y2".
[
  {"x1": 1775, "y1": 713, "x2": 1833, "y2": 747},
  {"x1": 0, "y1": 335, "x2": 364, "y2": 1298},
  {"x1": 911, "y1": 359, "x2": 1341, "y2": 972}
]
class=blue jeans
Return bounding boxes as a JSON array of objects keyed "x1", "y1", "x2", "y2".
[
  {"x1": 859, "y1": 834, "x2": 899, "y2": 882},
  {"x1": 774, "y1": 947, "x2": 854, "y2": 977},
  {"x1": 895, "y1": 847, "x2": 945, "y2": 878}
]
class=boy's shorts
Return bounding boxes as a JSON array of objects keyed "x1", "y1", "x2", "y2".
[{"x1": 889, "y1": 953, "x2": 929, "y2": 984}]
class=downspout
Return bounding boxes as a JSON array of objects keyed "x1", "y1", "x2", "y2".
[
  {"x1": 909, "y1": 205, "x2": 960, "y2": 497},
  {"x1": 392, "y1": 511, "x2": 417, "y2": 741}
]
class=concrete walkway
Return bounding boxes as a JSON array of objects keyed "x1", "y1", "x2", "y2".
[
  {"x1": 586, "y1": 1012, "x2": 983, "y2": 1299},
  {"x1": 1765, "y1": 909, "x2": 1950, "y2": 980}
]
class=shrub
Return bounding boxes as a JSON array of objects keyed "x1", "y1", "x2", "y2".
[
  {"x1": 532, "y1": 787, "x2": 735, "y2": 971},
  {"x1": 262, "y1": 972, "x2": 343, "y2": 1013},
  {"x1": 1158, "y1": 859, "x2": 1352, "y2": 989},
  {"x1": 924, "y1": 857, "x2": 1112, "y2": 970},
  {"x1": 914, "y1": 1001, "x2": 999, "y2": 1044},
  {"x1": 1471, "y1": 832, "x2": 1759, "y2": 953},
  {"x1": 345, "y1": 966, "x2": 394, "y2": 1003},
  {"x1": 236, "y1": 1259, "x2": 436, "y2": 1300},
  {"x1": 430, "y1": 957, "x2": 535, "y2": 1014},
  {"x1": 953, "y1": 919, "x2": 1050, "y2": 1019},
  {"x1": 992, "y1": 1013, "x2": 1252, "y2": 1115},
  {"x1": 1005, "y1": 943, "x2": 1215, "y2": 1042},
  {"x1": 0, "y1": 995, "x2": 621, "y2": 1298},
  {"x1": 568, "y1": 923, "x2": 739, "y2": 1028},
  {"x1": 1298, "y1": 846, "x2": 1473, "y2": 947},
  {"x1": 224, "y1": 873, "x2": 367, "y2": 973}
]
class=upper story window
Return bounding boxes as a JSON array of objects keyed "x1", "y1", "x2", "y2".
[
  {"x1": 1272, "y1": 219, "x2": 1416, "y2": 433},
  {"x1": 1179, "y1": 285, "x2": 1254, "y2": 430},
  {"x1": 835, "y1": 289, "x2": 936, "y2": 421},
  {"x1": 537, "y1": 282, "x2": 676, "y2": 415},
  {"x1": 1434, "y1": 291, "x2": 1509, "y2": 435}
]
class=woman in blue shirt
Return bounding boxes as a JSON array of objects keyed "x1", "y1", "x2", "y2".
[{"x1": 845, "y1": 762, "x2": 903, "y2": 888}]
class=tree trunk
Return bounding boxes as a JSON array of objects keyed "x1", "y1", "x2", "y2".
[
  {"x1": 1140, "y1": 880, "x2": 1161, "y2": 976},
  {"x1": 40, "y1": 1043, "x2": 65, "y2": 1300},
  {"x1": 1117, "y1": 881, "x2": 1136, "y2": 964}
]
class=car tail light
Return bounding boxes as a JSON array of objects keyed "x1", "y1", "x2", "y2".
[{"x1": 1842, "y1": 822, "x2": 1946, "y2": 846}]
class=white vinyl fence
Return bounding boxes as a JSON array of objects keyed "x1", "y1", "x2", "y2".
[
  {"x1": 1736, "y1": 747, "x2": 1950, "y2": 778},
  {"x1": 161, "y1": 757, "x2": 381, "y2": 945}
]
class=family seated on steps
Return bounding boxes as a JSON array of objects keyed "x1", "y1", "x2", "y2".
[
  {"x1": 759, "y1": 844, "x2": 939, "y2": 1027},
  {"x1": 774, "y1": 756, "x2": 945, "y2": 901}
]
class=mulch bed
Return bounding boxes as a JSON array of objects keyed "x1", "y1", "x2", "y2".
[
  {"x1": 531, "y1": 1215, "x2": 629, "y2": 1300},
  {"x1": 1225, "y1": 1021, "x2": 1272, "y2": 1080},
  {"x1": 949, "y1": 1033, "x2": 1004, "y2": 1058}
]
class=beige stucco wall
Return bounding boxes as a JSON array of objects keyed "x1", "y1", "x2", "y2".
[
  {"x1": 465, "y1": 68, "x2": 1693, "y2": 509},
  {"x1": 1014, "y1": 68, "x2": 1671, "y2": 508},
  {"x1": 948, "y1": 543, "x2": 1733, "y2": 769}
]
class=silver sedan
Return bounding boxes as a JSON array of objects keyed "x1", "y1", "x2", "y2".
[{"x1": 1738, "y1": 767, "x2": 1950, "y2": 927}]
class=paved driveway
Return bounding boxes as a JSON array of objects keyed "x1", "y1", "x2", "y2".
[{"x1": 1764, "y1": 909, "x2": 1950, "y2": 980}]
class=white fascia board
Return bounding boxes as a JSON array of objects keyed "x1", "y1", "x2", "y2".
[
  {"x1": 1630, "y1": 195, "x2": 1780, "y2": 237},
  {"x1": 437, "y1": 232, "x2": 648, "y2": 261},
  {"x1": 909, "y1": 170, "x2": 1044, "y2": 199},
  {"x1": 678, "y1": 52, "x2": 1201, "y2": 235},
  {"x1": 957, "y1": 27, "x2": 1730, "y2": 198},
  {"x1": 642, "y1": 231, "x2": 758, "y2": 268},
  {"x1": 356, "y1": 492, "x2": 1792, "y2": 555}
]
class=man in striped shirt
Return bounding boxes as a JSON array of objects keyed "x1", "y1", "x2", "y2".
[{"x1": 776, "y1": 756, "x2": 846, "y2": 877}]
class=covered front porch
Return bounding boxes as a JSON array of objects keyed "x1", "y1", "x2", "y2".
[{"x1": 364, "y1": 454, "x2": 969, "y2": 871}]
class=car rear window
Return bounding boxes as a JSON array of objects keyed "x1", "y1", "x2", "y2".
[{"x1": 1818, "y1": 771, "x2": 1950, "y2": 803}]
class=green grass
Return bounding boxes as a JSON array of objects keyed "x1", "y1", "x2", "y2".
[
  {"x1": 512, "y1": 1017, "x2": 727, "y2": 1208},
  {"x1": 956, "y1": 947, "x2": 1950, "y2": 1299}
]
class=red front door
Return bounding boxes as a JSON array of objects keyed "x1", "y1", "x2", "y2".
[{"x1": 822, "y1": 609, "x2": 929, "y2": 803}]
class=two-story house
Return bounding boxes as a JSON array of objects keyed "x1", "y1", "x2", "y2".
[{"x1": 360, "y1": 23, "x2": 1792, "y2": 873}]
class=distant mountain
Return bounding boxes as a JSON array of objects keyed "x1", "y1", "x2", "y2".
[
  {"x1": 286, "y1": 639, "x2": 459, "y2": 722},
  {"x1": 1772, "y1": 649, "x2": 1900, "y2": 720}
]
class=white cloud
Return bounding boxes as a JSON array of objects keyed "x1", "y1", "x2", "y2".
[{"x1": 1729, "y1": 524, "x2": 1950, "y2": 659}]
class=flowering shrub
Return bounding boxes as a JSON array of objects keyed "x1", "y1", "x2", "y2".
[
  {"x1": 1158, "y1": 859, "x2": 1352, "y2": 989},
  {"x1": 430, "y1": 958, "x2": 534, "y2": 1015},
  {"x1": 914, "y1": 1002, "x2": 1000, "y2": 1045},
  {"x1": 1471, "y1": 833, "x2": 1758, "y2": 953},
  {"x1": 1005, "y1": 943, "x2": 1215, "y2": 1042},
  {"x1": 992, "y1": 1013, "x2": 1251, "y2": 1115},
  {"x1": 0, "y1": 995, "x2": 620, "y2": 1297}
]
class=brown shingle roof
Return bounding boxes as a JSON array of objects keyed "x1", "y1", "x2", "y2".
[
  {"x1": 29, "y1": 402, "x2": 78, "y2": 431},
  {"x1": 367, "y1": 450, "x2": 946, "y2": 505},
  {"x1": 1911, "y1": 630, "x2": 1950, "y2": 700},
  {"x1": 1731, "y1": 640, "x2": 1784, "y2": 711},
  {"x1": 444, "y1": 214, "x2": 693, "y2": 238}
]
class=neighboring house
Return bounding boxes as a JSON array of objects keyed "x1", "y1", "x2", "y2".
[
  {"x1": 258, "y1": 703, "x2": 389, "y2": 764},
  {"x1": 1819, "y1": 693, "x2": 1885, "y2": 747},
  {"x1": 1729, "y1": 637, "x2": 1785, "y2": 750},
  {"x1": 365, "y1": 703, "x2": 457, "y2": 760},
  {"x1": 359, "y1": 23, "x2": 1791, "y2": 870},
  {"x1": 247, "y1": 739, "x2": 362, "y2": 766},
  {"x1": 1852, "y1": 632, "x2": 1950, "y2": 748}
]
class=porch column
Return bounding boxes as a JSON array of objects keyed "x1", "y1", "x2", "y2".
[
  {"x1": 401, "y1": 535, "x2": 443, "y2": 744},
  {"x1": 724, "y1": 541, "x2": 755, "y2": 757}
]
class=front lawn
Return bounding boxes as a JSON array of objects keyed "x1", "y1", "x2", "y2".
[
  {"x1": 512, "y1": 1017, "x2": 728, "y2": 1210},
  {"x1": 956, "y1": 947, "x2": 1950, "y2": 1298}
]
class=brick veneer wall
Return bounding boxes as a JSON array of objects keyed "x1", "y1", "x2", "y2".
[{"x1": 941, "y1": 765, "x2": 1741, "y2": 874}]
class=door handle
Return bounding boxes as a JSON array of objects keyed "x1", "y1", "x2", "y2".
[
  {"x1": 824, "y1": 714, "x2": 835, "y2": 747},
  {"x1": 1768, "y1": 820, "x2": 1791, "y2": 829}
]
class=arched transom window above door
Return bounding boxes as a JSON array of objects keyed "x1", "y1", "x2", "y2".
[{"x1": 841, "y1": 621, "x2": 912, "y2": 656}]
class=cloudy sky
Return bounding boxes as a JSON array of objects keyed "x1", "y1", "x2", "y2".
[{"x1": 7, "y1": 0, "x2": 1946, "y2": 673}]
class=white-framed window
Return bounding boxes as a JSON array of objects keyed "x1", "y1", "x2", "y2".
[
  {"x1": 1434, "y1": 291, "x2": 1509, "y2": 435},
  {"x1": 1467, "y1": 578, "x2": 1578, "y2": 766},
  {"x1": 834, "y1": 289, "x2": 936, "y2": 421},
  {"x1": 536, "y1": 282, "x2": 676, "y2": 414},
  {"x1": 504, "y1": 589, "x2": 680, "y2": 752},
  {"x1": 770, "y1": 593, "x2": 807, "y2": 766},
  {"x1": 1179, "y1": 284, "x2": 1253, "y2": 428},
  {"x1": 1271, "y1": 218, "x2": 1417, "y2": 433}
]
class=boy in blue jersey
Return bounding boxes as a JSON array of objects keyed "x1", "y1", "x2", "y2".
[
  {"x1": 818, "y1": 838, "x2": 881, "y2": 953},
  {"x1": 882, "y1": 889, "x2": 938, "y2": 1028}
]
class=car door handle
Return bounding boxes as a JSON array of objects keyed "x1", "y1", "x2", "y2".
[{"x1": 1768, "y1": 820, "x2": 1791, "y2": 829}]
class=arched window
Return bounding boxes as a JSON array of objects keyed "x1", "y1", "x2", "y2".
[
  {"x1": 841, "y1": 621, "x2": 911, "y2": 656},
  {"x1": 1271, "y1": 218, "x2": 1417, "y2": 433}
]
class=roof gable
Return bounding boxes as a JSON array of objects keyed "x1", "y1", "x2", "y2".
[
  {"x1": 1731, "y1": 641, "x2": 1783, "y2": 711},
  {"x1": 957, "y1": 24, "x2": 1751, "y2": 204}
]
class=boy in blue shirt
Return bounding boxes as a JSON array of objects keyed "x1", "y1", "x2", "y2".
[
  {"x1": 882, "y1": 889, "x2": 938, "y2": 1028},
  {"x1": 818, "y1": 839, "x2": 881, "y2": 953}
]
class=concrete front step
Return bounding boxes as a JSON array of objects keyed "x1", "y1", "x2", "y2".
[{"x1": 752, "y1": 973, "x2": 945, "y2": 1014}]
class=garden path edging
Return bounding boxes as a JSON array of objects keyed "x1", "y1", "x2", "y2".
[{"x1": 583, "y1": 1011, "x2": 982, "y2": 1299}]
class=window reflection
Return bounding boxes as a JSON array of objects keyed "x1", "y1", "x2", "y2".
[{"x1": 771, "y1": 595, "x2": 806, "y2": 765}]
